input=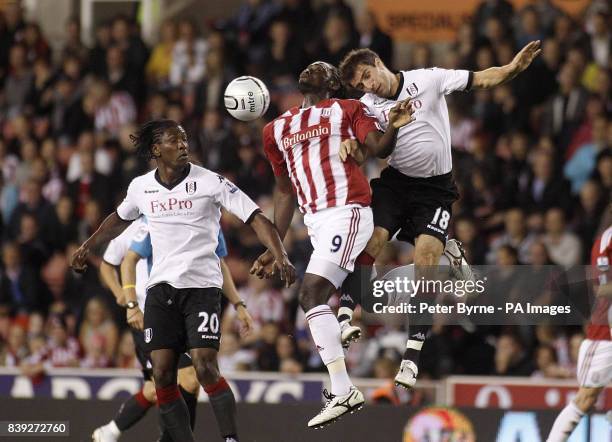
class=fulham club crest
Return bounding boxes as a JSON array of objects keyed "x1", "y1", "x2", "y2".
[
  {"x1": 407, "y1": 82, "x2": 419, "y2": 97},
  {"x1": 186, "y1": 181, "x2": 197, "y2": 195}
]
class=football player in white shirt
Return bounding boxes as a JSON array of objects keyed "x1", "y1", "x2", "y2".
[
  {"x1": 336, "y1": 41, "x2": 541, "y2": 388},
  {"x1": 71, "y1": 120, "x2": 295, "y2": 442}
]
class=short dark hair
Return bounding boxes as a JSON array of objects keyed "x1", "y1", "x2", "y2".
[
  {"x1": 339, "y1": 48, "x2": 380, "y2": 86},
  {"x1": 130, "y1": 119, "x2": 178, "y2": 160}
]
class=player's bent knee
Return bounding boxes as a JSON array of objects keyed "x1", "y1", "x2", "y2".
[
  {"x1": 152, "y1": 367, "x2": 175, "y2": 388},
  {"x1": 367, "y1": 228, "x2": 389, "y2": 257},
  {"x1": 178, "y1": 366, "x2": 201, "y2": 395},
  {"x1": 299, "y1": 274, "x2": 334, "y2": 311},
  {"x1": 574, "y1": 387, "x2": 601, "y2": 412},
  {"x1": 191, "y1": 348, "x2": 220, "y2": 385}
]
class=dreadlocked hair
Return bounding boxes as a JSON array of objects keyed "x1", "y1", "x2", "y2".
[{"x1": 130, "y1": 119, "x2": 178, "y2": 160}]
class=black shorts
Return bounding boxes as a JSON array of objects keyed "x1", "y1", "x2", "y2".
[
  {"x1": 143, "y1": 284, "x2": 222, "y2": 353},
  {"x1": 371, "y1": 167, "x2": 459, "y2": 245},
  {"x1": 131, "y1": 329, "x2": 193, "y2": 381}
]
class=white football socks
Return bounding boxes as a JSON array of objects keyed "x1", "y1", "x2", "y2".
[
  {"x1": 306, "y1": 305, "x2": 352, "y2": 396},
  {"x1": 546, "y1": 401, "x2": 584, "y2": 442}
]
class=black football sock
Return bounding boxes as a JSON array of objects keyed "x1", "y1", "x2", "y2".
[
  {"x1": 179, "y1": 385, "x2": 198, "y2": 430},
  {"x1": 114, "y1": 388, "x2": 153, "y2": 431},
  {"x1": 204, "y1": 377, "x2": 238, "y2": 441},
  {"x1": 156, "y1": 384, "x2": 195, "y2": 442},
  {"x1": 403, "y1": 323, "x2": 430, "y2": 363},
  {"x1": 338, "y1": 252, "x2": 376, "y2": 322}
]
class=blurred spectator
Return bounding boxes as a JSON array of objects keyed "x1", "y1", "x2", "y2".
[
  {"x1": 487, "y1": 208, "x2": 537, "y2": 264},
  {"x1": 89, "y1": 79, "x2": 136, "y2": 138},
  {"x1": 67, "y1": 150, "x2": 112, "y2": 218},
  {"x1": 218, "y1": 331, "x2": 254, "y2": 372},
  {"x1": 21, "y1": 313, "x2": 80, "y2": 378},
  {"x1": 594, "y1": 148, "x2": 612, "y2": 193},
  {"x1": 573, "y1": 180, "x2": 606, "y2": 262},
  {"x1": 61, "y1": 17, "x2": 88, "y2": 62},
  {"x1": 78, "y1": 297, "x2": 118, "y2": 361},
  {"x1": 495, "y1": 333, "x2": 534, "y2": 376},
  {"x1": 104, "y1": 45, "x2": 140, "y2": 101},
  {"x1": 356, "y1": 10, "x2": 392, "y2": 67},
  {"x1": 110, "y1": 15, "x2": 149, "y2": 76},
  {"x1": 542, "y1": 207, "x2": 582, "y2": 267},
  {"x1": 191, "y1": 49, "x2": 234, "y2": 115},
  {"x1": 453, "y1": 217, "x2": 487, "y2": 265},
  {"x1": 518, "y1": 150, "x2": 571, "y2": 213},
  {"x1": 515, "y1": 7, "x2": 543, "y2": 54},
  {"x1": 232, "y1": 0, "x2": 280, "y2": 64},
  {"x1": 194, "y1": 110, "x2": 239, "y2": 172},
  {"x1": 3, "y1": 43, "x2": 33, "y2": 118},
  {"x1": 255, "y1": 322, "x2": 281, "y2": 371},
  {"x1": 543, "y1": 63, "x2": 588, "y2": 148},
  {"x1": 2, "y1": 324, "x2": 27, "y2": 366},
  {"x1": 588, "y1": 11, "x2": 610, "y2": 67},
  {"x1": 170, "y1": 19, "x2": 208, "y2": 90},
  {"x1": 146, "y1": 19, "x2": 177, "y2": 88},
  {"x1": 319, "y1": 13, "x2": 357, "y2": 67},
  {"x1": 261, "y1": 19, "x2": 308, "y2": 83},
  {"x1": 473, "y1": 0, "x2": 514, "y2": 38},
  {"x1": 22, "y1": 22, "x2": 50, "y2": 63},
  {"x1": 89, "y1": 22, "x2": 112, "y2": 77},
  {"x1": 564, "y1": 115, "x2": 609, "y2": 193},
  {"x1": 115, "y1": 330, "x2": 139, "y2": 369}
]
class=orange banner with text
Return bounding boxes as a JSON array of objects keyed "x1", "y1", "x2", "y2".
[{"x1": 367, "y1": 0, "x2": 591, "y2": 42}]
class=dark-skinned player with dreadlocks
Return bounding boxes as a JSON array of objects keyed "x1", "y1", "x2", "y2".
[{"x1": 71, "y1": 120, "x2": 296, "y2": 442}]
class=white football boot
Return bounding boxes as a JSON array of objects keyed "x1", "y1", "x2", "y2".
[{"x1": 307, "y1": 387, "x2": 365, "y2": 429}]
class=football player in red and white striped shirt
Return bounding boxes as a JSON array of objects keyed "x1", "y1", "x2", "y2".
[
  {"x1": 251, "y1": 61, "x2": 414, "y2": 428},
  {"x1": 547, "y1": 219, "x2": 612, "y2": 442}
]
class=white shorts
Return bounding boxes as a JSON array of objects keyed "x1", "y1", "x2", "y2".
[
  {"x1": 304, "y1": 205, "x2": 374, "y2": 288},
  {"x1": 577, "y1": 339, "x2": 612, "y2": 387}
]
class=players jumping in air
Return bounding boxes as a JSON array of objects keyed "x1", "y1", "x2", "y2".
[
  {"x1": 250, "y1": 61, "x2": 414, "y2": 428},
  {"x1": 335, "y1": 41, "x2": 542, "y2": 389}
]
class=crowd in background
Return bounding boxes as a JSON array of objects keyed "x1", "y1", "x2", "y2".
[{"x1": 0, "y1": 0, "x2": 610, "y2": 399}]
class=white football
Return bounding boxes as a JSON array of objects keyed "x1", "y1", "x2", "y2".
[{"x1": 224, "y1": 76, "x2": 270, "y2": 121}]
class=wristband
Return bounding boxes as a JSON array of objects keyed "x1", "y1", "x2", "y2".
[
  {"x1": 233, "y1": 300, "x2": 247, "y2": 310},
  {"x1": 123, "y1": 284, "x2": 136, "y2": 289}
]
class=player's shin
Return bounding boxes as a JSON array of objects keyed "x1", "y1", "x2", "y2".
[
  {"x1": 546, "y1": 401, "x2": 585, "y2": 442},
  {"x1": 204, "y1": 377, "x2": 239, "y2": 441},
  {"x1": 112, "y1": 387, "x2": 153, "y2": 432},
  {"x1": 156, "y1": 384, "x2": 195, "y2": 442},
  {"x1": 306, "y1": 305, "x2": 352, "y2": 395}
]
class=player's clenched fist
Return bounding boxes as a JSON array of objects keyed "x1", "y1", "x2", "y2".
[
  {"x1": 388, "y1": 98, "x2": 415, "y2": 129},
  {"x1": 71, "y1": 243, "x2": 90, "y2": 273},
  {"x1": 250, "y1": 249, "x2": 275, "y2": 279}
]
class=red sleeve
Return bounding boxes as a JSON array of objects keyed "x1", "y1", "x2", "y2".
[
  {"x1": 347, "y1": 100, "x2": 382, "y2": 144},
  {"x1": 262, "y1": 121, "x2": 288, "y2": 177}
]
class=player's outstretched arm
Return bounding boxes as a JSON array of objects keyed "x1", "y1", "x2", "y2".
[
  {"x1": 364, "y1": 98, "x2": 414, "y2": 158},
  {"x1": 99, "y1": 261, "x2": 125, "y2": 305},
  {"x1": 249, "y1": 212, "x2": 296, "y2": 287},
  {"x1": 251, "y1": 174, "x2": 296, "y2": 279},
  {"x1": 473, "y1": 40, "x2": 541, "y2": 89},
  {"x1": 71, "y1": 212, "x2": 130, "y2": 273},
  {"x1": 220, "y1": 258, "x2": 254, "y2": 337}
]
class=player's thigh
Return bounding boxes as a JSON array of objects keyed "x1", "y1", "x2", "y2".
[
  {"x1": 305, "y1": 205, "x2": 374, "y2": 273},
  {"x1": 144, "y1": 284, "x2": 184, "y2": 353},
  {"x1": 182, "y1": 288, "x2": 223, "y2": 352},
  {"x1": 371, "y1": 172, "x2": 407, "y2": 239},
  {"x1": 577, "y1": 339, "x2": 612, "y2": 388}
]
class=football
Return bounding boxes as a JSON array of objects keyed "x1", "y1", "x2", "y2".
[{"x1": 224, "y1": 76, "x2": 270, "y2": 121}]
